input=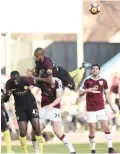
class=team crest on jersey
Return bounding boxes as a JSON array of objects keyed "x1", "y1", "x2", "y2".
[
  {"x1": 24, "y1": 86, "x2": 28, "y2": 90},
  {"x1": 93, "y1": 85, "x2": 98, "y2": 91},
  {"x1": 99, "y1": 81, "x2": 103, "y2": 85}
]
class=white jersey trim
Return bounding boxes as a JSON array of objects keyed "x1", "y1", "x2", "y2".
[{"x1": 53, "y1": 77, "x2": 63, "y2": 92}]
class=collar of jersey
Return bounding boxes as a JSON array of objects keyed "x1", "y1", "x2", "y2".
[{"x1": 90, "y1": 75, "x2": 101, "y2": 80}]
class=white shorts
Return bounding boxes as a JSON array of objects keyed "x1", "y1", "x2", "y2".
[
  {"x1": 86, "y1": 109, "x2": 108, "y2": 123},
  {"x1": 39, "y1": 107, "x2": 61, "y2": 123}
]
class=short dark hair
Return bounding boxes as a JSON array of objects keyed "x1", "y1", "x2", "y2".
[
  {"x1": 10, "y1": 71, "x2": 20, "y2": 80},
  {"x1": 34, "y1": 47, "x2": 44, "y2": 56},
  {"x1": 91, "y1": 64, "x2": 100, "y2": 70},
  {"x1": 10, "y1": 71, "x2": 20, "y2": 76}
]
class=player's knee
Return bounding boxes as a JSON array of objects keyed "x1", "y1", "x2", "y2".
[
  {"x1": 104, "y1": 126, "x2": 110, "y2": 133},
  {"x1": 20, "y1": 132, "x2": 27, "y2": 137},
  {"x1": 34, "y1": 127, "x2": 41, "y2": 136},
  {"x1": 89, "y1": 128, "x2": 95, "y2": 136},
  {"x1": 89, "y1": 131, "x2": 95, "y2": 137},
  {"x1": 31, "y1": 131, "x2": 35, "y2": 139}
]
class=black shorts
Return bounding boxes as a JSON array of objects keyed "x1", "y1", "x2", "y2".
[
  {"x1": 1, "y1": 111, "x2": 8, "y2": 131},
  {"x1": 56, "y1": 66, "x2": 75, "y2": 90},
  {"x1": 15, "y1": 96, "x2": 39, "y2": 122}
]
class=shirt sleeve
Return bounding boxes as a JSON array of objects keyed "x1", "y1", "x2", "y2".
[
  {"x1": 104, "y1": 79, "x2": 109, "y2": 93},
  {"x1": 35, "y1": 61, "x2": 39, "y2": 76},
  {"x1": 45, "y1": 58, "x2": 53, "y2": 74},
  {"x1": 56, "y1": 79, "x2": 63, "y2": 92}
]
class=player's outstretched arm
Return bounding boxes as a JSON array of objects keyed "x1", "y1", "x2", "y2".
[
  {"x1": 26, "y1": 69, "x2": 51, "y2": 83},
  {"x1": 35, "y1": 75, "x2": 53, "y2": 84}
]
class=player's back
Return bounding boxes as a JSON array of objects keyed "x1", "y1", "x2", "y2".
[{"x1": 41, "y1": 77, "x2": 62, "y2": 108}]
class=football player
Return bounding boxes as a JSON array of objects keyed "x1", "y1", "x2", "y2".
[{"x1": 79, "y1": 64, "x2": 118, "y2": 154}]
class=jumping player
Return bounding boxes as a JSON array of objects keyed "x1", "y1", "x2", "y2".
[
  {"x1": 3, "y1": 71, "x2": 43, "y2": 154},
  {"x1": 27, "y1": 47, "x2": 91, "y2": 90},
  {"x1": 79, "y1": 64, "x2": 118, "y2": 154},
  {"x1": 1, "y1": 89, "x2": 14, "y2": 154},
  {"x1": 31, "y1": 76, "x2": 76, "y2": 154}
]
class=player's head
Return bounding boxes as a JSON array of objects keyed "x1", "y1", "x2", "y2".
[
  {"x1": 34, "y1": 47, "x2": 44, "y2": 61},
  {"x1": 91, "y1": 64, "x2": 100, "y2": 76},
  {"x1": 10, "y1": 71, "x2": 21, "y2": 85}
]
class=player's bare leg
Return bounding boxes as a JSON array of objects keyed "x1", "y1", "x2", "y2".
[
  {"x1": 31, "y1": 123, "x2": 45, "y2": 154},
  {"x1": 88, "y1": 123, "x2": 96, "y2": 154},
  {"x1": 52, "y1": 121, "x2": 76, "y2": 154},
  {"x1": 18, "y1": 121, "x2": 28, "y2": 154},
  {"x1": 31, "y1": 118, "x2": 43, "y2": 154},
  {"x1": 100, "y1": 120, "x2": 117, "y2": 154}
]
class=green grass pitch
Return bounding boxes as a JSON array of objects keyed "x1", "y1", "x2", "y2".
[{"x1": 1, "y1": 143, "x2": 120, "y2": 153}]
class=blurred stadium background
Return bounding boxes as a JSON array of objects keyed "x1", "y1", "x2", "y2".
[{"x1": 1, "y1": 0, "x2": 120, "y2": 151}]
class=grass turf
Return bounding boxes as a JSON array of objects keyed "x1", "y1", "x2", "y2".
[{"x1": 1, "y1": 143, "x2": 120, "y2": 153}]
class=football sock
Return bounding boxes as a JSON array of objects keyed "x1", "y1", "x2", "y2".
[
  {"x1": 19, "y1": 136, "x2": 28, "y2": 153},
  {"x1": 3, "y1": 129, "x2": 12, "y2": 153},
  {"x1": 105, "y1": 132, "x2": 112, "y2": 148},
  {"x1": 35, "y1": 135, "x2": 43, "y2": 154},
  {"x1": 89, "y1": 136, "x2": 96, "y2": 151},
  {"x1": 32, "y1": 139, "x2": 39, "y2": 154},
  {"x1": 59, "y1": 134, "x2": 75, "y2": 153}
]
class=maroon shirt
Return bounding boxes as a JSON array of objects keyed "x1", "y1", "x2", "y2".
[
  {"x1": 41, "y1": 77, "x2": 63, "y2": 109},
  {"x1": 35, "y1": 56, "x2": 57, "y2": 76},
  {"x1": 81, "y1": 77, "x2": 108, "y2": 111}
]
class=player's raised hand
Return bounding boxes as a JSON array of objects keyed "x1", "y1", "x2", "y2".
[{"x1": 26, "y1": 69, "x2": 35, "y2": 77}]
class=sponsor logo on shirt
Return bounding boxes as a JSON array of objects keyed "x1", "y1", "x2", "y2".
[{"x1": 93, "y1": 85, "x2": 98, "y2": 91}]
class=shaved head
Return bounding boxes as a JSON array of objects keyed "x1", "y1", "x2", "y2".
[
  {"x1": 34, "y1": 47, "x2": 44, "y2": 61},
  {"x1": 34, "y1": 47, "x2": 44, "y2": 57}
]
